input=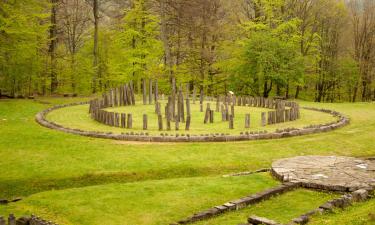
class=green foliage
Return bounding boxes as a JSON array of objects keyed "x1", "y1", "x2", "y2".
[
  {"x1": 109, "y1": 0, "x2": 163, "y2": 84},
  {"x1": 221, "y1": 18, "x2": 304, "y2": 96},
  {"x1": 0, "y1": 0, "x2": 50, "y2": 96}
]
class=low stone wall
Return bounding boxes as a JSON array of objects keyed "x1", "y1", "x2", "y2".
[
  {"x1": 0, "y1": 214, "x2": 58, "y2": 225},
  {"x1": 172, "y1": 182, "x2": 300, "y2": 224},
  {"x1": 35, "y1": 103, "x2": 349, "y2": 142}
]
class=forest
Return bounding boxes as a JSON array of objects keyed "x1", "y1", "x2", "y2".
[{"x1": 0, "y1": 0, "x2": 374, "y2": 102}]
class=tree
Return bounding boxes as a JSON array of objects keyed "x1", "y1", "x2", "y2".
[
  {"x1": 59, "y1": 0, "x2": 91, "y2": 93},
  {"x1": 92, "y1": 0, "x2": 100, "y2": 93},
  {"x1": 349, "y1": 0, "x2": 375, "y2": 102},
  {"x1": 0, "y1": 0, "x2": 50, "y2": 97},
  {"x1": 49, "y1": 0, "x2": 59, "y2": 94}
]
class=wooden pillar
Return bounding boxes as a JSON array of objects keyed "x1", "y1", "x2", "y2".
[
  {"x1": 131, "y1": 81, "x2": 136, "y2": 105},
  {"x1": 261, "y1": 112, "x2": 266, "y2": 127},
  {"x1": 204, "y1": 103, "x2": 211, "y2": 124},
  {"x1": 127, "y1": 114, "x2": 132, "y2": 128},
  {"x1": 245, "y1": 114, "x2": 250, "y2": 128},
  {"x1": 175, "y1": 120, "x2": 179, "y2": 131},
  {"x1": 179, "y1": 89, "x2": 185, "y2": 122},
  {"x1": 272, "y1": 111, "x2": 276, "y2": 124},
  {"x1": 185, "y1": 115, "x2": 191, "y2": 131},
  {"x1": 121, "y1": 113, "x2": 126, "y2": 128},
  {"x1": 115, "y1": 113, "x2": 120, "y2": 127},
  {"x1": 231, "y1": 104, "x2": 235, "y2": 118},
  {"x1": 267, "y1": 111, "x2": 272, "y2": 125},
  {"x1": 154, "y1": 80, "x2": 158, "y2": 102},
  {"x1": 8, "y1": 214, "x2": 16, "y2": 225},
  {"x1": 158, "y1": 114, "x2": 163, "y2": 131},
  {"x1": 186, "y1": 98, "x2": 191, "y2": 116},
  {"x1": 166, "y1": 118, "x2": 171, "y2": 131},
  {"x1": 285, "y1": 109, "x2": 290, "y2": 122},
  {"x1": 143, "y1": 114, "x2": 148, "y2": 130},
  {"x1": 229, "y1": 115, "x2": 234, "y2": 129},
  {"x1": 0, "y1": 216, "x2": 5, "y2": 225},
  {"x1": 209, "y1": 110, "x2": 214, "y2": 123},
  {"x1": 221, "y1": 105, "x2": 226, "y2": 121},
  {"x1": 225, "y1": 102, "x2": 229, "y2": 121}
]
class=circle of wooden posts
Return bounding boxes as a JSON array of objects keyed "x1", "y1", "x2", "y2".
[{"x1": 89, "y1": 82, "x2": 301, "y2": 133}]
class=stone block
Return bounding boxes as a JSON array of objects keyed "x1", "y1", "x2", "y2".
[
  {"x1": 248, "y1": 215, "x2": 280, "y2": 225},
  {"x1": 352, "y1": 189, "x2": 369, "y2": 202}
]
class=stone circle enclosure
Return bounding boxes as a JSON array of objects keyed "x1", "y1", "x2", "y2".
[{"x1": 36, "y1": 81, "x2": 350, "y2": 142}]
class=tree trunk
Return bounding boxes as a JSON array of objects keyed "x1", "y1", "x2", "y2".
[
  {"x1": 49, "y1": 0, "x2": 58, "y2": 94},
  {"x1": 92, "y1": 0, "x2": 99, "y2": 93},
  {"x1": 159, "y1": 0, "x2": 174, "y2": 92}
]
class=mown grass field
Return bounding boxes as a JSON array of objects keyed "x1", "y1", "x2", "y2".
[{"x1": 0, "y1": 97, "x2": 374, "y2": 224}]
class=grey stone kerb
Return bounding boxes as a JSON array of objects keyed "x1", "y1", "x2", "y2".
[{"x1": 35, "y1": 102, "x2": 350, "y2": 143}]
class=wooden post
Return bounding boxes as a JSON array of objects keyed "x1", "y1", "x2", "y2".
[
  {"x1": 115, "y1": 113, "x2": 120, "y2": 127},
  {"x1": 200, "y1": 103, "x2": 203, "y2": 112},
  {"x1": 272, "y1": 111, "x2": 277, "y2": 124},
  {"x1": 185, "y1": 115, "x2": 191, "y2": 131},
  {"x1": 221, "y1": 105, "x2": 226, "y2": 121},
  {"x1": 121, "y1": 113, "x2": 126, "y2": 128},
  {"x1": 285, "y1": 109, "x2": 290, "y2": 122},
  {"x1": 143, "y1": 114, "x2": 148, "y2": 130},
  {"x1": 158, "y1": 114, "x2": 163, "y2": 131},
  {"x1": 261, "y1": 112, "x2": 266, "y2": 127},
  {"x1": 154, "y1": 80, "x2": 158, "y2": 102},
  {"x1": 149, "y1": 79, "x2": 153, "y2": 104},
  {"x1": 127, "y1": 114, "x2": 132, "y2": 128},
  {"x1": 130, "y1": 81, "x2": 136, "y2": 105},
  {"x1": 186, "y1": 98, "x2": 191, "y2": 116},
  {"x1": 142, "y1": 79, "x2": 147, "y2": 105},
  {"x1": 8, "y1": 214, "x2": 16, "y2": 225},
  {"x1": 267, "y1": 111, "x2": 272, "y2": 125},
  {"x1": 166, "y1": 118, "x2": 171, "y2": 131},
  {"x1": 204, "y1": 103, "x2": 211, "y2": 123},
  {"x1": 179, "y1": 89, "x2": 185, "y2": 122},
  {"x1": 279, "y1": 110, "x2": 285, "y2": 123},
  {"x1": 210, "y1": 110, "x2": 214, "y2": 123},
  {"x1": 0, "y1": 216, "x2": 5, "y2": 225},
  {"x1": 245, "y1": 114, "x2": 250, "y2": 128},
  {"x1": 231, "y1": 104, "x2": 235, "y2": 118},
  {"x1": 229, "y1": 115, "x2": 234, "y2": 129},
  {"x1": 175, "y1": 120, "x2": 179, "y2": 131},
  {"x1": 225, "y1": 102, "x2": 229, "y2": 121}
]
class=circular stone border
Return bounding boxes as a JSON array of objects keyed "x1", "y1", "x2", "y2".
[{"x1": 35, "y1": 102, "x2": 350, "y2": 142}]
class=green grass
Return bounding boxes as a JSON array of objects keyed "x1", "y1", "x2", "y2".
[
  {"x1": 0, "y1": 98, "x2": 375, "y2": 224},
  {"x1": 1, "y1": 174, "x2": 278, "y2": 225},
  {"x1": 196, "y1": 189, "x2": 338, "y2": 225},
  {"x1": 46, "y1": 100, "x2": 335, "y2": 135},
  {"x1": 310, "y1": 199, "x2": 375, "y2": 225}
]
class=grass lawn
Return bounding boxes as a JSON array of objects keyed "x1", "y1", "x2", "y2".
[
  {"x1": 196, "y1": 189, "x2": 338, "y2": 225},
  {"x1": 0, "y1": 97, "x2": 374, "y2": 224},
  {"x1": 1, "y1": 174, "x2": 278, "y2": 225}
]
